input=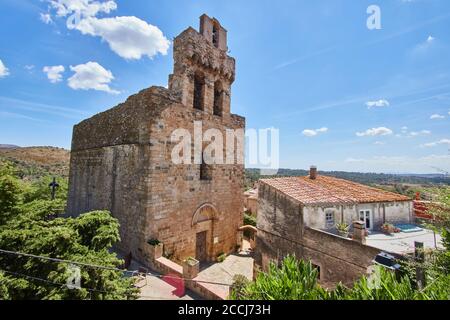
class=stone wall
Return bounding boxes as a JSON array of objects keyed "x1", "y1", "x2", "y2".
[
  {"x1": 246, "y1": 197, "x2": 258, "y2": 217},
  {"x1": 144, "y1": 93, "x2": 245, "y2": 262},
  {"x1": 68, "y1": 143, "x2": 149, "y2": 255},
  {"x1": 67, "y1": 87, "x2": 173, "y2": 256}
]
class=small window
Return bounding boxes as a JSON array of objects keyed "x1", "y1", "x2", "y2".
[
  {"x1": 193, "y1": 73, "x2": 205, "y2": 111},
  {"x1": 213, "y1": 81, "x2": 223, "y2": 116},
  {"x1": 312, "y1": 263, "x2": 321, "y2": 280},
  {"x1": 359, "y1": 210, "x2": 372, "y2": 230},
  {"x1": 212, "y1": 24, "x2": 219, "y2": 48},
  {"x1": 200, "y1": 154, "x2": 212, "y2": 181},
  {"x1": 325, "y1": 211, "x2": 335, "y2": 227}
]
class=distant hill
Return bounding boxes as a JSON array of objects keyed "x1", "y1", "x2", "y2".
[
  {"x1": 0, "y1": 146, "x2": 70, "y2": 180},
  {"x1": 0, "y1": 144, "x2": 20, "y2": 149},
  {"x1": 246, "y1": 168, "x2": 450, "y2": 189}
]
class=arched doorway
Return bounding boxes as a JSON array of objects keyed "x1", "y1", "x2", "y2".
[
  {"x1": 192, "y1": 203, "x2": 218, "y2": 263},
  {"x1": 239, "y1": 225, "x2": 257, "y2": 252}
]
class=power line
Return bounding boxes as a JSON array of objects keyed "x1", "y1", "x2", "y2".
[
  {"x1": 0, "y1": 268, "x2": 179, "y2": 300},
  {"x1": 0, "y1": 248, "x2": 235, "y2": 287},
  {"x1": 0, "y1": 248, "x2": 135, "y2": 274},
  {"x1": 0, "y1": 268, "x2": 115, "y2": 296}
]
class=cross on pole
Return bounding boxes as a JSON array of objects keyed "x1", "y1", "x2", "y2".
[{"x1": 49, "y1": 177, "x2": 60, "y2": 200}]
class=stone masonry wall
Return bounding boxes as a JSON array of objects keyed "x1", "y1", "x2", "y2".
[
  {"x1": 67, "y1": 87, "x2": 172, "y2": 256},
  {"x1": 141, "y1": 88, "x2": 245, "y2": 262}
]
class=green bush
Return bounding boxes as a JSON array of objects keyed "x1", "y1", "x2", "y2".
[
  {"x1": 244, "y1": 213, "x2": 257, "y2": 227},
  {"x1": 217, "y1": 252, "x2": 226, "y2": 263}
]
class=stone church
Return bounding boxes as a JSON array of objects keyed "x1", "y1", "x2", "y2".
[{"x1": 67, "y1": 15, "x2": 245, "y2": 264}]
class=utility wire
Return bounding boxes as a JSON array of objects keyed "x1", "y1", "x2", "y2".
[
  {"x1": 0, "y1": 248, "x2": 235, "y2": 287},
  {"x1": 1, "y1": 268, "x2": 114, "y2": 296},
  {"x1": 0, "y1": 268, "x2": 181, "y2": 300}
]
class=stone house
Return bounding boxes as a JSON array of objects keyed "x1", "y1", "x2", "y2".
[
  {"x1": 67, "y1": 15, "x2": 245, "y2": 265},
  {"x1": 244, "y1": 188, "x2": 258, "y2": 217},
  {"x1": 254, "y1": 167, "x2": 414, "y2": 286}
]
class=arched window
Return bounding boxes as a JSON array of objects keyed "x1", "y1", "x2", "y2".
[
  {"x1": 213, "y1": 81, "x2": 223, "y2": 117},
  {"x1": 192, "y1": 203, "x2": 218, "y2": 226},
  {"x1": 193, "y1": 72, "x2": 205, "y2": 111}
]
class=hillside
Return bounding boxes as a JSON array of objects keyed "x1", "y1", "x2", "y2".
[
  {"x1": 0, "y1": 144, "x2": 20, "y2": 149},
  {"x1": 246, "y1": 168, "x2": 450, "y2": 189},
  {"x1": 0, "y1": 146, "x2": 70, "y2": 180}
]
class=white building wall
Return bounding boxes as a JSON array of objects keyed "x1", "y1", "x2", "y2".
[{"x1": 303, "y1": 201, "x2": 413, "y2": 231}]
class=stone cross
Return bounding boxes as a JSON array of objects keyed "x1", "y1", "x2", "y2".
[{"x1": 48, "y1": 177, "x2": 60, "y2": 200}]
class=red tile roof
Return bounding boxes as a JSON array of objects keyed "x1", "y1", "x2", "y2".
[{"x1": 260, "y1": 175, "x2": 411, "y2": 205}]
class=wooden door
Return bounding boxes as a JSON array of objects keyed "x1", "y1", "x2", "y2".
[{"x1": 196, "y1": 231, "x2": 207, "y2": 262}]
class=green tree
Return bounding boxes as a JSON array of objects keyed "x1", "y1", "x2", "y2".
[
  {"x1": 22, "y1": 175, "x2": 68, "y2": 203},
  {"x1": 0, "y1": 163, "x2": 23, "y2": 225},
  {"x1": 0, "y1": 207, "x2": 138, "y2": 300},
  {"x1": 232, "y1": 255, "x2": 330, "y2": 300},
  {"x1": 0, "y1": 162, "x2": 138, "y2": 300}
]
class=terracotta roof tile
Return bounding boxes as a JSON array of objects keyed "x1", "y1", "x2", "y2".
[{"x1": 260, "y1": 175, "x2": 411, "y2": 205}]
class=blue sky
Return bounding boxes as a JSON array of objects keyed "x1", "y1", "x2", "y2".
[{"x1": 0, "y1": 0, "x2": 449, "y2": 174}]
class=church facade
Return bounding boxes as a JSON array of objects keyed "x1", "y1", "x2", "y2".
[{"x1": 67, "y1": 15, "x2": 245, "y2": 264}]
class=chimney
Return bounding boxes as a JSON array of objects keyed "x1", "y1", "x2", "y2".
[
  {"x1": 353, "y1": 221, "x2": 366, "y2": 244},
  {"x1": 309, "y1": 166, "x2": 317, "y2": 180}
]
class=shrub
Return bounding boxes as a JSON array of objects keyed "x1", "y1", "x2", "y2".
[{"x1": 217, "y1": 252, "x2": 226, "y2": 263}]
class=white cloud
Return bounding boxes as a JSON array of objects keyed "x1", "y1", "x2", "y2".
[
  {"x1": 422, "y1": 139, "x2": 450, "y2": 148},
  {"x1": 68, "y1": 61, "x2": 119, "y2": 94},
  {"x1": 40, "y1": 13, "x2": 53, "y2": 24},
  {"x1": 412, "y1": 35, "x2": 436, "y2": 55},
  {"x1": 356, "y1": 127, "x2": 393, "y2": 137},
  {"x1": 366, "y1": 99, "x2": 390, "y2": 109},
  {"x1": 409, "y1": 130, "x2": 431, "y2": 137},
  {"x1": 75, "y1": 16, "x2": 170, "y2": 60},
  {"x1": 374, "y1": 141, "x2": 385, "y2": 145},
  {"x1": 43, "y1": 65, "x2": 65, "y2": 83},
  {"x1": 398, "y1": 126, "x2": 432, "y2": 138},
  {"x1": 47, "y1": 0, "x2": 117, "y2": 18},
  {"x1": 302, "y1": 127, "x2": 328, "y2": 137},
  {"x1": 0, "y1": 59, "x2": 10, "y2": 78},
  {"x1": 430, "y1": 114, "x2": 445, "y2": 120},
  {"x1": 46, "y1": 0, "x2": 170, "y2": 60}
]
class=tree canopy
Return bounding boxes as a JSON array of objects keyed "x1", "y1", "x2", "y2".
[{"x1": 0, "y1": 161, "x2": 138, "y2": 300}]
